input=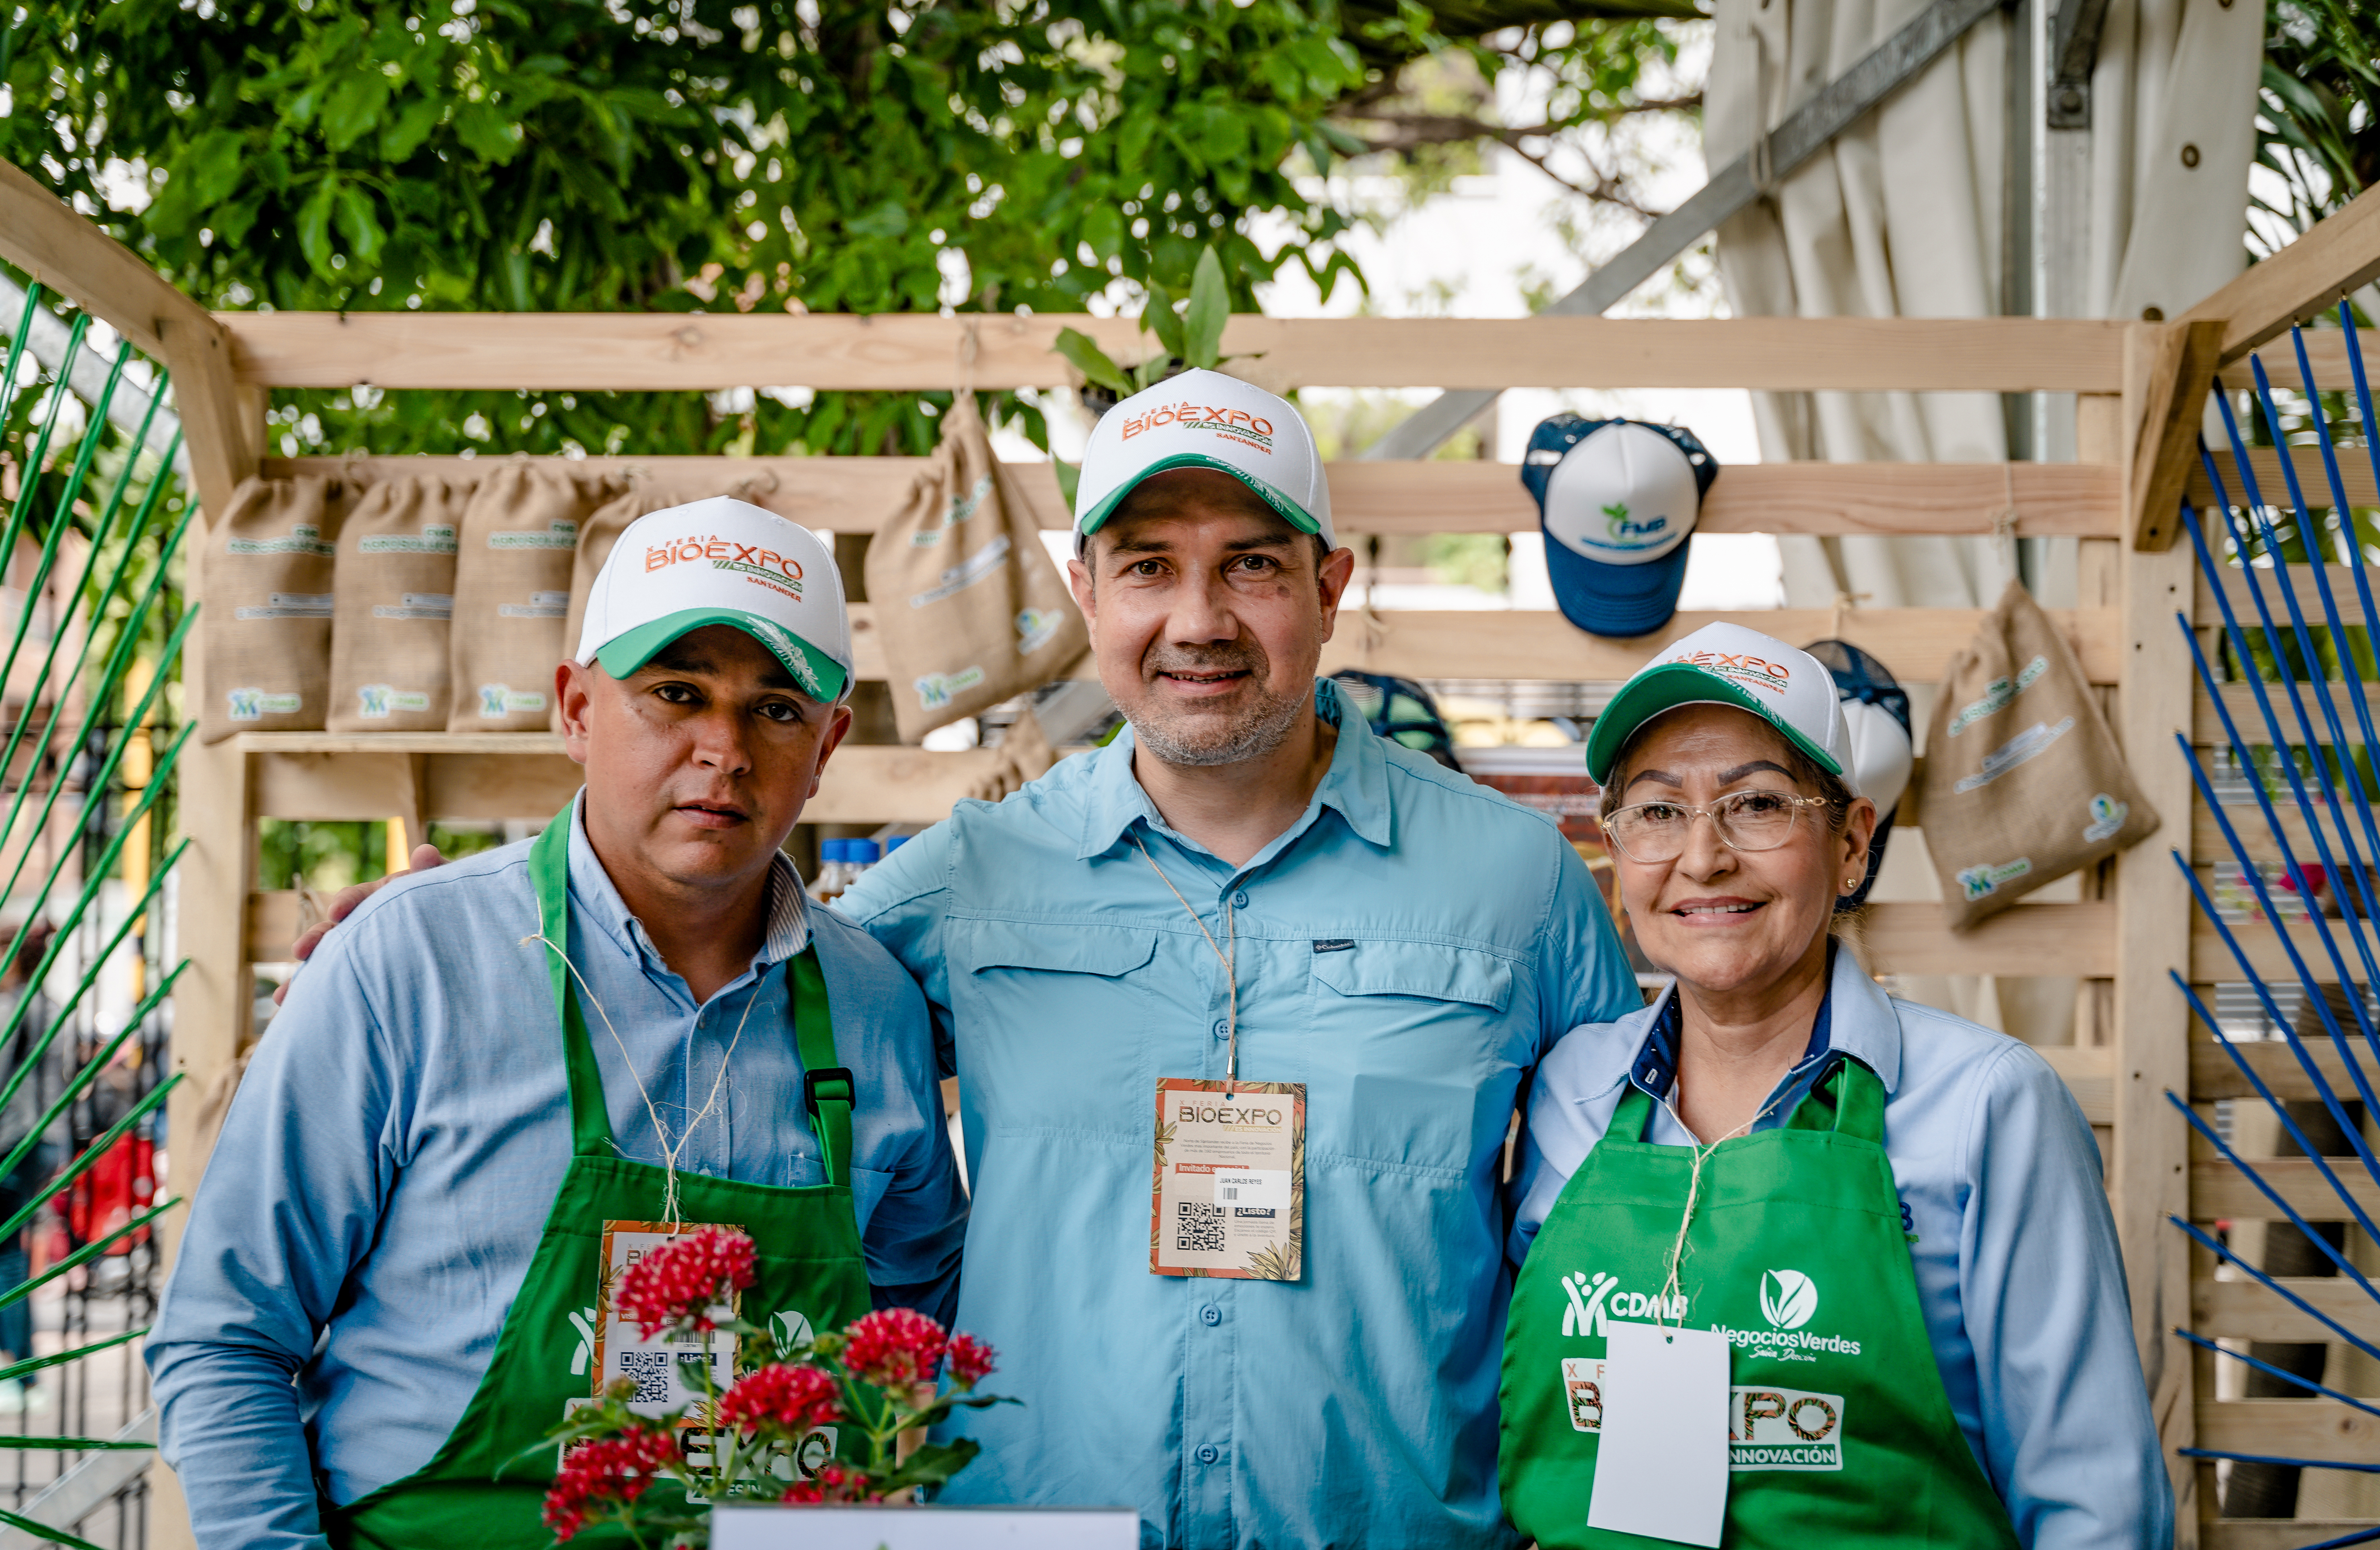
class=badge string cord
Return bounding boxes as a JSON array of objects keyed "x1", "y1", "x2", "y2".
[
  {"x1": 524, "y1": 929, "x2": 763, "y2": 1228},
  {"x1": 1649, "y1": 1078, "x2": 1797, "y2": 1329},
  {"x1": 1134, "y1": 834, "x2": 1242, "y2": 1092}
]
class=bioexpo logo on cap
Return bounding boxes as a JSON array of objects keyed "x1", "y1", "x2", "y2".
[
  {"x1": 1073, "y1": 367, "x2": 1335, "y2": 552},
  {"x1": 1522, "y1": 415, "x2": 1719, "y2": 640},
  {"x1": 576, "y1": 496, "x2": 854, "y2": 703},
  {"x1": 1583, "y1": 621, "x2": 1857, "y2": 793}
]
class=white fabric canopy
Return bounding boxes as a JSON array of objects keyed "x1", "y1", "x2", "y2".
[{"x1": 1702, "y1": 0, "x2": 2263, "y2": 1034}]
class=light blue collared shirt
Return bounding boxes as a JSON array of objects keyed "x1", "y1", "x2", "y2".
[
  {"x1": 1510, "y1": 945, "x2": 2171, "y2": 1550},
  {"x1": 837, "y1": 680, "x2": 1639, "y2": 1550},
  {"x1": 147, "y1": 798, "x2": 967, "y2": 1550}
]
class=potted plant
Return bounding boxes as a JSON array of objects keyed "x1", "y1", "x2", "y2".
[{"x1": 535, "y1": 1226, "x2": 1010, "y2": 1545}]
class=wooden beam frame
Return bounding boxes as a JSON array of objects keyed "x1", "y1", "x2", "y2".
[
  {"x1": 2129, "y1": 320, "x2": 2225, "y2": 551},
  {"x1": 222, "y1": 313, "x2": 2130, "y2": 394},
  {"x1": 271, "y1": 455, "x2": 2123, "y2": 540},
  {"x1": 2182, "y1": 181, "x2": 2380, "y2": 364},
  {"x1": 0, "y1": 157, "x2": 255, "y2": 517}
]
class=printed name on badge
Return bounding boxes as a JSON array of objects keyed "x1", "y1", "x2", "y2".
[
  {"x1": 593, "y1": 1220, "x2": 743, "y2": 1423},
  {"x1": 1151, "y1": 1078, "x2": 1305, "y2": 1281}
]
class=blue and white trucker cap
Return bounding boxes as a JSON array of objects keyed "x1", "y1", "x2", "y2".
[{"x1": 1522, "y1": 415, "x2": 1718, "y2": 638}]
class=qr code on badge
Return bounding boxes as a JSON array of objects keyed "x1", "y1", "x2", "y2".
[
  {"x1": 619, "y1": 1348, "x2": 674, "y2": 1405},
  {"x1": 1175, "y1": 1200, "x2": 1226, "y2": 1253}
]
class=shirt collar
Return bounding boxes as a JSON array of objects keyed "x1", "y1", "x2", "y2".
[
  {"x1": 566, "y1": 793, "x2": 811, "y2": 973},
  {"x1": 1073, "y1": 678, "x2": 1393, "y2": 863},
  {"x1": 1621, "y1": 940, "x2": 1904, "y2": 1112}
]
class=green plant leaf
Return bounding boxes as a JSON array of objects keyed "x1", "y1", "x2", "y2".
[
  {"x1": 380, "y1": 96, "x2": 445, "y2": 163},
  {"x1": 1052, "y1": 459, "x2": 1081, "y2": 507},
  {"x1": 296, "y1": 180, "x2": 338, "y2": 275},
  {"x1": 1183, "y1": 246, "x2": 1230, "y2": 369},
  {"x1": 0, "y1": 1506, "x2": 109, "y2": 1550},
  {"x1": 1051, "y1": 328, "x2": 1131, "y2": 394},
  {"x1": 1142, "y1": 280, "x2": 1188, "y2": 363},
  {"x1": 454, "y1": 102, "x2": 525, "y2": 164}
]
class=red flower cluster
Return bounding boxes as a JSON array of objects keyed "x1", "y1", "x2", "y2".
[
  {"x1": 544, "y1": 1426, "x2": 678, "y2": 1543},
  {"x1": 718, "y1": 1362, "x2": 842, "y2": 1435},
  {"x1": 944, "y1": 1331, "x2": 996, "y2": 1389},
  {"x1": 783, "y1": 1462, "x2": 881, "y2": 1504},
  {"x1": 840, "y1": 1307, "x2": 947, "y2": 1388},
  {"x1": 614, "y1": 1226, "x2": 756, "y2": 1339}
]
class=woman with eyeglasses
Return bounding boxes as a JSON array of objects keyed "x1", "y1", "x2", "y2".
[{"x1": 1498, "y1": 623, "x2": 2167, "y2": 1549}]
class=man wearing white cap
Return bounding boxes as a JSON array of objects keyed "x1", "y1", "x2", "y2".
[
  {"x1": 286, "y1": 375, "x2": 1642, "y2": 1546},
  {"x1": 831, "y1": 369, "x2": 1640, "y2": 1546},
  {"x1": 148, "y1": 499, "x2": 967, "y2": 1550}
]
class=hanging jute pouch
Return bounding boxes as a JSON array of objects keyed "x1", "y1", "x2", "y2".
[
  {"x1": 327, "y1": 475, "x2": 463, "y2": 733},
  {"x1": 1920, "y1": 579, "x2": 2159, "y2": 928},
  {"x1": 448, "y1": 463, "x2": 599, "y2": 732},
  {"x1": 865, "y1": 395, "x2": 1087, "y2": 741},
  {"x1": 198, "y1": 475, "x2": 342, "y2": 743}
]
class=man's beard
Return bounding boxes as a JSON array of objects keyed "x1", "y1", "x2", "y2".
[{"x1": 1126, "y1": 645, "x2": 1311, "y2": 769}]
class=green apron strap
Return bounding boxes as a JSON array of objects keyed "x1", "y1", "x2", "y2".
[
  {"x1": 789, "y1": 946, "x2": 852, "y2": 1189},
  {"x1": 1783, "y1": 1055, "x2": 1887, "y2": 1145},
  {"x1": 528, "y1": 806, "x2": 616, "y2": 1159},
  {"x1": 1612, "y1": 1083, "x2": 1657, "y2": 1141}
]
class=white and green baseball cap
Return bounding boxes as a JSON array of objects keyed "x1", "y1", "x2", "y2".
[
  {"x1": 575, "y1": 496, "x2": 853, "y2": 703},
  {"x1": 1074, "y1": 367, "x2": 1334, "y2": 552},
  {"x1": 1583, "y1": 621, "x2": 1857, "y2": 793}
]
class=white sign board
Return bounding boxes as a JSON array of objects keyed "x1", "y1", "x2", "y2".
[{"x1": 711, "y1": 1505, "x2": 1141, "y2": 1549}]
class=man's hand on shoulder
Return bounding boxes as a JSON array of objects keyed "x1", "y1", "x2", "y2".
[{"x1": 274, "y1": 844, "x2": 448, "y2": 1005}]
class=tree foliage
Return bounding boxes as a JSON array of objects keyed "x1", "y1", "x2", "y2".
[
  {"x1": 1, "y1": 1, "x2": 1699, "y2": 459},
  {"x1": 2259, "y1": 0, "x2": 2380, "y2": 245}
]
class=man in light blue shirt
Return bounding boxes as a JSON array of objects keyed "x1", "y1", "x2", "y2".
[
  {"x1": 288, "y1": 375, "x2": 1640, "y2": 1547},
  {"x1": 838, "y1": 370, "x2": 1639, "y2": 1547},
  {"x1": 148, "y1": 501, "x2": 966, "y2": 1550}
]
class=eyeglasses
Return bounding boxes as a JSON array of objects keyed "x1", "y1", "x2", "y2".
[{"x1": 1602, "y1": 789, "x2": 1835, "y2": 865}]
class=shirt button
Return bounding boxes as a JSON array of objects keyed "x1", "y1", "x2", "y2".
[
  {"x1": 1231, "y1": 890, "x2": 1250, "y2": 909},
  {"x1": 1212, "y1": 1019, "x2": 1229, "y2": 1040},
  {"x1": 1200, "y1": 1305, "x2": 1221, "y2": 1325},
  {"x1": 1196, "y1": 1444, "x2": 1220, "y2": 1464}
]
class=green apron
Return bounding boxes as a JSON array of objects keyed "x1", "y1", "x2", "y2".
[
  {"x1": 327, "y1": 810, "x2": 873, "y2": 1549},
  {"x1": 1501, "y1": 1053, "x2": 2020, "y2": 1549}
]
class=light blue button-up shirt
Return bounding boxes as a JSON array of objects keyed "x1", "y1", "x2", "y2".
[
  {"x1": 837, "y1": 680, "x2": 1638, "y2": 1550},
  {"x1": 1510, "y1": 944, "x2": 2171, "y2": 1549},
  {"x1": 147, "y1": 798, "x2": 967, "y2": 1550}
]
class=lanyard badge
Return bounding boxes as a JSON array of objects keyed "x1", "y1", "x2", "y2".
[{"x1": 1136, "y1": 836, "x2": 1307, "y2": 1282}]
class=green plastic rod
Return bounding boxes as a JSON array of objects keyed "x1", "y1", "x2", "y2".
[
  {"x1": 0, "y1": 311, "x2": 88, "y2": 560},
  {"x1": 0, "y1": 282, "x2": 42, "y2": 426},
  {"x1": 0, "y1": 439, "x2": 190, "y2": 855},
  {"x1": 0, "y1": 957, "x2": 187, "y2": 1188},
  {"x1": 0, "y1": 343, "x2": 133, "y2": 710}
]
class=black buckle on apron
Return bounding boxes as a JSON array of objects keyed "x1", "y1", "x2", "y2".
[{"x1": 803, "y1": 1066, "x2": 856, "y2": 1114}]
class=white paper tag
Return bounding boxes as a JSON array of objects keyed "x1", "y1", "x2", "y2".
[
  {"x1": 1587, "y1": 1321, "x2": 1731, "y2": 1547},
  {"x1": 1212, "y1": 1170, "x2": 1290, "y2": 1211}
]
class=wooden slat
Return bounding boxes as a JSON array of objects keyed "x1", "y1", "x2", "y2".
[
  {"x1": 1859, "y1": 901, "x2": 2112, "y2": 978},
  {"x1": 2038, "y1": 1044, "x2": 2114, "y2": 1125},
  {"x1": 2194, "y1": 684, "x2": 2380, "y2": 746},
  {"x1": 1312, "y1": 607, "x2": 2118, "y2": 685},
  {"x1": 2201, "y1": 1524, "x2": 2380, "y2": 1550},
  {"x1": 2190, "y1": 795, "x2": 2311, "y2": 868},
  {"x1": 2184, "y1": 183, "x2": 2380, "y2": 364},
  {"x1": 268, "y1": 455, "x2": 2120, "y2": 541},
  {"x1": 2131, "y1": 320, "x2": 2226, "y2": 552},
  {"x1": 2188, "y1": 447, "x2": 2379, "y2": 511},
  {"x1": 2194, "y1": 1275, "x2": 2380, "y2": 1343},
  {"x1": 2190, "y1": 1035, "x2": 2374, "y2": 1104},
  {"x1": 2192, "y1": 1157, "x2": 2380, "y2": 1220},
  {"x1": 223, "y1": 314, "x2": 2130, "y2": 393},
  {"x1": 2195, "y1": 1398, "x2": 2380, "y2": 1461},
  {"x1": 2196, "y1": 565, "x2": 2380, "y2": 628},
  {"x1": 2190, "y1": 918, "x2": 2380, "y2": 983},
  {"x1": 0, "y1": 156, "x2": 253, "y2": 518}
]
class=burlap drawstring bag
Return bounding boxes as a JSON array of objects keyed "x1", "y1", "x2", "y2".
[
  {"x1": 198, "y1": 475, "x2": 344, "y2": 743},
  {"x1": 448, "y1": 463, "x2": 603, "y2": 732},
  {"x1": 1919, "y1": 579, "x2": 2159, "y2": 928},
  {"x1": 865, "y1": 395, "x2": 1086, "y2": 741},
  {"x1": 327, "y1": 476, "x2": 462, "y2": 733}
]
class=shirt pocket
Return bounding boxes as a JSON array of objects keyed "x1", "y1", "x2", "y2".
[
  {"x1": 1307, "y1": 941, "x2": 1518, "y2": 1173},
  {"x1": 961, "y1": 920, "x2": 1161, "y2": 1137}
]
